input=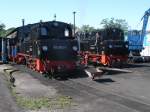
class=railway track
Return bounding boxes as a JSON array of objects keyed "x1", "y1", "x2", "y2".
[{"x1": 12, "y1": 64, "x2": 150, "y2": 112}]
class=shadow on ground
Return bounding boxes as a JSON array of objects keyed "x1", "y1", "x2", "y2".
[
  {"x1": 94, "y1": 78, "x2": 115, "y2": 83},
  {"x1": 124, "y1": 63, "x2": 150, "y2": 68}
]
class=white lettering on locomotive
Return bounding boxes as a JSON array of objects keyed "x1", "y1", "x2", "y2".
[{"x1": 53, "y1": 45, "x2": 67, "y2": 50}]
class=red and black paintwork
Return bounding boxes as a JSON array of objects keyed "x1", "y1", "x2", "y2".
[
  {"x1": 6, "y1": 21, "x2": 79, "y2": 76},
  {"x1": 80, "y1": 28, "x2": 129, "y2": 67}
]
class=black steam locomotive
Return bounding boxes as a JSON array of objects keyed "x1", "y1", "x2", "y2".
[
  {"x1": 80, "y1": 27, "x2": 129, "y2": 67},
  {"x1": 7, "y1": 21, "x2": 79, "y2": 76}
]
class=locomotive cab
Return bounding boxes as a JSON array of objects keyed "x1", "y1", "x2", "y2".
[{"x1": 30, "y1": 21, "x2": 73, "y2": 40}]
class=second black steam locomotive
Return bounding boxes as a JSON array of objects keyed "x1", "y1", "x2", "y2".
[{"x1": 80, "y1": 27, "x2": 129, "y2": 67}]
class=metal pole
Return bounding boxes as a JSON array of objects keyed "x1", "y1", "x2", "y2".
[
  {"x1": 78, "y1": 33, "x2": 81, "y2": 54},
  {"x1": 73, "y1": 11, "x2": 76, "y2": 36},
  {"x1": 7, "y1": 39, "x2": 10, "y2": 60},
  {"x1": 2, "y1": 38, "x2": 7, "y2": 63},
  {"x1": 73, "y1": 12, "x2": 80, "y2": 54}
]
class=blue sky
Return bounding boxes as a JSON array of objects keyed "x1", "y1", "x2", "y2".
[{"x1": 0, "y1": 0, "x2": 150, "y2": 30}]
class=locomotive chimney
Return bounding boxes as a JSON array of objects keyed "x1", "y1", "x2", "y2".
[
  {"x1": 54, "y1": 14, "x2": 56, "y2": 21},
  {"x1": 40, "y1": 20, "x2": 43, "y2": 23},
  {"x1": 22, "y1": 19, "x2": 25, "y2": 27}
]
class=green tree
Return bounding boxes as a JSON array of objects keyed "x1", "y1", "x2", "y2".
[
  {"x1": 0, "y1": 23, "x2": 6, "y2": 37},
  {"x1": 0, "y1": 22, "x2": 15, "y2": 37},
  {"x1": 101, "y1": 18, "x2": 128, "y2": 32},
  {"x1": 80, "y1": 25, "x2": 96, "y2": 33}
]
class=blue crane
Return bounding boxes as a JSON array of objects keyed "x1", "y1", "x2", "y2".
[
  {"x1": 140, "y1": 8, "x2": 150, "y2": 46},
  {"x1": 127, "y1": 8, "x2": 150, "y2": 56}
]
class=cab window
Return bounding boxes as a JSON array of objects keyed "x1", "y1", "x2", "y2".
[
  {"x1": 64, "y1": 28, "x2": 69, "y2": 37},
  {"x1": 41, "y1": 27, "x2": 48, "y2": 36}
]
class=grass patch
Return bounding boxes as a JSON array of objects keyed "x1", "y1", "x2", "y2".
[
  {"x1": 15, "y1": 95, "x2": 73, "y2": 110},
  {"x1": 3, "y1": 70, "x2": 75, "y2": 111},
  {"x1": 16, "y1": 97, "x2": 50, "y2": 110},
  {"x1": 50, "y1": 96, "x2": 73, "y2": 109},
  {"x1": 11, "y1": 88, "x2": 73, "y2": 110}
]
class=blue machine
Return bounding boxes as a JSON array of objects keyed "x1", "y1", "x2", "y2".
[
  {"x1": 143, "y1": 32, "x2": 150, "y2": 46},
  {"x1": 127, "y1": 8, "x2": 150, "y2": 56},
  {"x1": 127, "y1": 30, "x2": 143, "y2": 54}
]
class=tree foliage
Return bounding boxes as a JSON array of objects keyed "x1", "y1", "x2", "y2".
[
  {"x1": 80, "y1": 25, "x2": 96, "y2": 33},
  {"x1": 0, "y1": 22, "x2": 15, "y2": 37},
  {"x1": 0, "y1": 23, "x2": 6, "y2": 37},
  {"x1": 100, "y1": 18, "x2": 128, "y2": 32},
  {"x1": 0, "y1": 23, "x2": 5, "y2": 30}
]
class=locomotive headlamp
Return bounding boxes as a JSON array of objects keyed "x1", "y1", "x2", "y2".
[
  {"x1": 125, "y1": 45, "x2": 128, "y2": 48},
  {"x1": 109, "y1": 45, "x2": 113, "y2": 48},
  {"x1": 72, "y1": 46, "x2": 78, "y2": 51},
  {"x1": 42, "y1": 46, "x2": 48, "y2": 51},
  {"x1": 64, "y1": 29, "x2": 69, "y2": 37}
]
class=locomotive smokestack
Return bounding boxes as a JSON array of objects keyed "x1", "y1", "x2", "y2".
[
  {"x1": 22, "y1": 19, "x2": 25, "y2": 27},
  {"x1": 54, "y1": 14, "x2": 56, "y2": 21},
  {"x1": 40, "y1": 20, "x2": 43, "y2": 23}
]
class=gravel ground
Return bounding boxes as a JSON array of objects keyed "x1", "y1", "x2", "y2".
[{"x1": 1, "y1": 63, "x2": 150, "y2": 112}]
